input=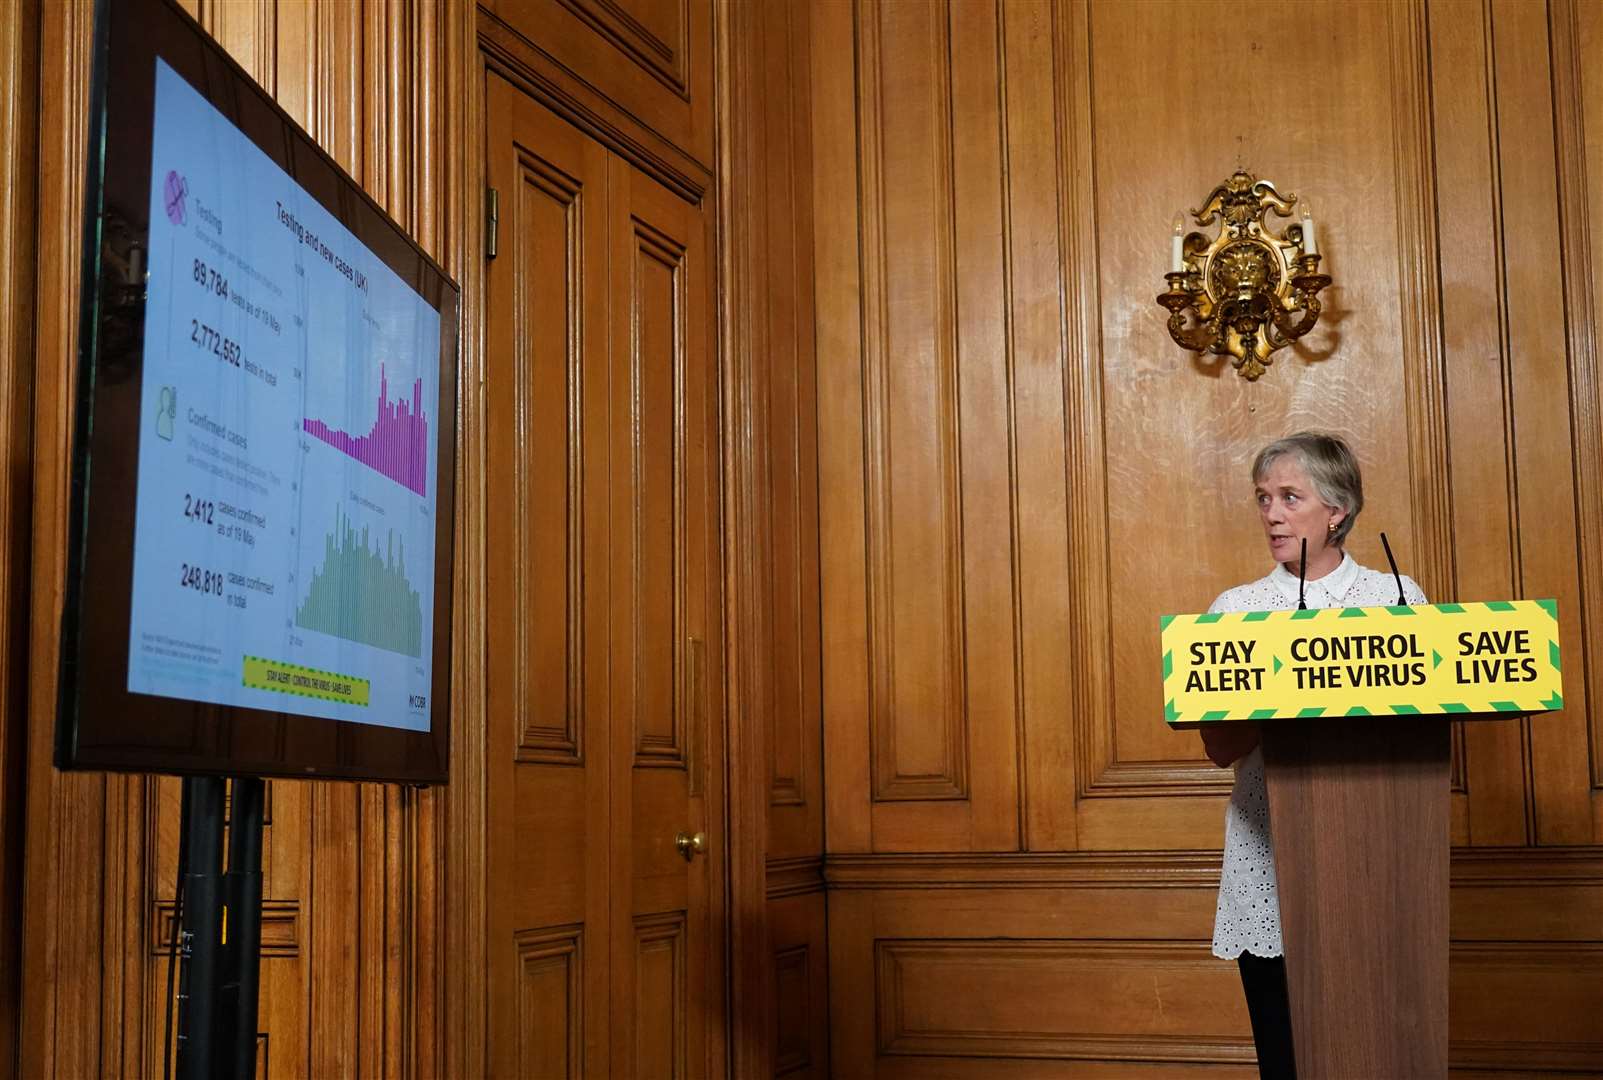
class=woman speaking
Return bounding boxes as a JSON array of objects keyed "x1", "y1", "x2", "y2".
[{"x1": 1200, "y1": 432, "x2": 1425, "y2": 1079}]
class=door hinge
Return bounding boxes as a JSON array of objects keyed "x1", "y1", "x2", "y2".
[{"x1": 486, "y1": 187, "x2": 499, "y2": 260}]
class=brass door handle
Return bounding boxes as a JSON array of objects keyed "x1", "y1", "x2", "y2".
[{"x1": 675, "y1": 831, "x2": 706, "y2": 862}]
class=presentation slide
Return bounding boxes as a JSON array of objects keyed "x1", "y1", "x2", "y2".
[{"x1": 125, "y1": 59, "x2": 440, "y2": 732}]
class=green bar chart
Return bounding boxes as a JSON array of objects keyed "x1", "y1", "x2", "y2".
[{"x1": 295, "y1": 506, "x2": 423, "y2": 658}]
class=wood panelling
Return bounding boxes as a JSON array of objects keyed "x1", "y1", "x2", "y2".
[
  {"x1": 813, "y1": 0, "x2": 872, "y2": 861},
  {"x1": 1430, "y1": 0, "x2": 1532, "y2": 846},
  {"x1": 6, "y1": 0, "x2": 738, "y2": 1074},
  {"x1": 634, "y1": 910, "x2": 688, "y2": 1078},
  {"x1": 485, "y1": 76, "x2": 613, "y2": 1079},
  {"x1": 1580, "y1": 0, "x2": 1603, "y2": 807},
  {"x1": 514, "y1": 924, "x2": 583, "y2": 1080},
  {"x1": 876, "y1": 939, "x2": 1252, "y2": 1063},
  {"x1": 0, "y1": 0, "x2": 38, "y2": 1070},
  {"x1": 827, "y1": 883, "x2": 1252, "y2": 1073},
  {"x1": 1451, "y1": 944, "x2": 1603, "y2": 1069},
  {"x1": 1013, "y1": 0, "x2": 1087, "y2": 854},
  {"x1": 152, "y1": 897, "x2": 300, "y2": 957},
  {"x1": 1390, "y1": 0, "x2": 1456, "y2": 610},
  {"x1": 1081, "y1": 0, "x2": 1442, "y2": 834},
  {"x1": 723, "y1": 0, "x2": 823, "y2": 848},
  {"x1": 559, "y1": 0, "x2": 689, "y2": 95},
  {"x1": 828, "y1": 854, "x2": 1603, "y2": 1072},
  {"x1": 483, "y1": 0, "x2": 712, "y2": 170},
  {"x1": 1448, "y1": 845, "x2": 1603, "y2": 1071},
  {"x1": 767, "y1": 854, "x2": 826, "y2": 899},
  {"x1": 720, "y1": 0, "x2": 829, "y2": 1074},
  {"x1": 619, "y1": 215, "x2": 690, "y2": 772},
  {"x1": 825, "y1": 851, "x2": 1222, "y2": 891},
  {"x1": 484, "y1": 67, "x2": 724, "y2": 1077},
  {"x1": 16, "y1": 0, "x2": 473, "y2": 1077},
  {"x1": 1478, "y1": 0, "x2": 1596, "y2": 845},
  {"x1": 20, "y1": 1, "x2": 102, "y2": 1071},
  {"x1": 821, "y1": 0, "x2": 1021, "y2": 855},
  {"x1": 856, "y1": 0, "x2": 973, "y2": 810},
  {"x1": 773, "y1": 944, "x2": 812, "y2": 1074},
  {"x1": 1451, "y1": 848, "x2": 1603, "y2": 942},
  {"x1": 769, "y1": 886, "x2": 829, "y2": 1080},
  {"x1": 609, "y1": 142, "x2": 723, "y2": 1080},
  {"x1": 872, "y1": 1064, "x2": 1260, "y2": 1080},
  {"x1": 815, "y1": 0, "x2": 1603, "y2": 1073},
  {"x1": 501, "y1": 145, "x2": 592, "y2": 771}
]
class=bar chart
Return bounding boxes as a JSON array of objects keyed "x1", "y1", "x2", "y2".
[
  {"x1": 302, "y1": 363, "x2": 429, "y2": 496},
  {"x1": 294, "y1": 505, "x2": 424, "y2": 658}
]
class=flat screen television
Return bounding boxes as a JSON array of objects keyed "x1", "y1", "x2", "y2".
[{"x1": 57, "y1": 0, "x2": 459, "y2": 782}]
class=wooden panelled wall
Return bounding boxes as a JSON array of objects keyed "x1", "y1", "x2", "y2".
[
  {"x1": 0, "y1": 1, "x2": 40, "y2": 1073},
  {"x1": 812, "y1": 0, "x2": 1603, "y2": 1076},
  {"x1": 9, "y1": 0, "x2": 1603, "y2": 1077},
  {"x1": 0, "y1": 0, "x2": 794, "y2": 1076},
  {"x1": 721, "y1": 0, "x2": 831, "y2": 1076},
  {"x1": 4, "y1": 0, "x2": 484, "y2": 1076}
]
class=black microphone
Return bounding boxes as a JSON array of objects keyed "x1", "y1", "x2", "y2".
[
  {"x1": 1379, "y1": 531, "x2": 1407, "y2": 606},
  {"x1": 1297, "y1": 537, "x2": 1307, "y2": 610}
]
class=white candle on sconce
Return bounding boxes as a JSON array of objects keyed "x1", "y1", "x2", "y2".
[
  {"x1": 1171, "y1": 215, "x2": 1185, "y2": 272},
  {"x1": 1300, "y1": 199, "x2": 1318, "y2": 257}
]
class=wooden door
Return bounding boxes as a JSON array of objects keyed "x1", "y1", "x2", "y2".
[
  {"x1": 485, "y1": 74, "x2": 612, "y2": 1079},
  {"x1": 484, "y1": 71, "x2": 723, "y2": 1079},
  {"x1": 603, "y1": 150, "x2": 717, "y2": 1078}
]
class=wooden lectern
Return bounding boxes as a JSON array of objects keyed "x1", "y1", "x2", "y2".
[
  {"x1": 1162, "y1": 597, "x2": 1562, "y2": 1077},
  {"x1": 1262, "y1": 719, "x2": 1451, "y2": 1078}
]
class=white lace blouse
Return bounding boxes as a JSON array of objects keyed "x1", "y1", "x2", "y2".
[{"x1": 1208, "y1": 552, "x2": 1427, "y2": 959}]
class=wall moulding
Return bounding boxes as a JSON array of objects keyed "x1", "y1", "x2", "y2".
[
  {"x1": 1449, "y1": 845, "x2": 1603, "y2": 885},
  {"x1": 1547, "y1": 0, "x2": 1603, "y2": 794},
  {"x1": 767, "y1": 855, "x2": 826, "y2": 899},
  {"x1": 772, "y1": 942, "x2": 813, "y2": 1074},
  {"x1": 825, "y1": 851, "x2": 1223, "y2": 890},
  {"x1": 554, "y1": 0, "x2": 692, "y2": 100},
  {"x1": 874, "y1": 938, "x2": 1255, "y2": 1064},
  {"x1": 852, "y1": 0, "x2": 972, "y2": 809},
  {"x1": 823, "y1": 846, "x2": 1603, "y2": 892},
  {"x1": 152, "y1": 899, "x2": 302, "y2": 957},
  {"x1": 478, "y1": 9, "x2": 710, "y2": 205},
  {"x1": 1449, "y1": 941, "x2": 1603, "y2": 1066}
]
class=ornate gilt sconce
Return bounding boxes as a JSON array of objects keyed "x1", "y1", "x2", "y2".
[{"x1": 1156, "y1": 170, "x2": 1331, "y2": 380}]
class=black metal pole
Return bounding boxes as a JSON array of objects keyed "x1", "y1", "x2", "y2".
[
  {"x1": 176, "y1": 775, "x2": 226, "y2": 1080},
  {"x1": 221, "y1": 776, "x2": 265, "y2": 1080}
]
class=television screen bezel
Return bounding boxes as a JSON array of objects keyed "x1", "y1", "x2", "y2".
[{"x1": 55, "y1": 0, "x2": 459, "y2": 784}]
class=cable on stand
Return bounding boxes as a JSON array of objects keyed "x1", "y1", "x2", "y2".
[{"x1": 174, "y1": 774, "x2": 265, "y2": 1080}]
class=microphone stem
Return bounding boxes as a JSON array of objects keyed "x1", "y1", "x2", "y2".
[
  {"x1": 1298, "y1": 537, "x2": 1307, "y2": 610},
  {"x1": 1380, "y1": 531, "x2": 1406, "y2": 606}
]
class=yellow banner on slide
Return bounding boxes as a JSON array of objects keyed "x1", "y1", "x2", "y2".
[
  {"x1": 1160, "y1": 600, "x2": 1562, "y2": 726},
  {"x1": 242, "y1": 655, "x2": 370, "y2": 707}
]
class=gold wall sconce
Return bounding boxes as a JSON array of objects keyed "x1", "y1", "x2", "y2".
[{"x1": 1156, "y1": 170, "x2": 1331, "y2": 380}]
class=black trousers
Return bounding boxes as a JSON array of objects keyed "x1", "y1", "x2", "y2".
[{"x1": 1237, "y1": 953, "x2": 1297, "y2": 1079}]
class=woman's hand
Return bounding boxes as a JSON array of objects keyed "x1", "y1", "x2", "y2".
[{"x1": 1198, "y1": 721, "x2": 1260, "y2": 768}]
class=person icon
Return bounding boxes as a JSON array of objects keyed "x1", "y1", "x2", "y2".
[{"x1": 156, "y1": 385, "x2": 177, "y2": 440}]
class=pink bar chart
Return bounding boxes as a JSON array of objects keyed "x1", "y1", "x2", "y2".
[{"x1": 303, "y1": 364, "x2": 429, "y2": 496}]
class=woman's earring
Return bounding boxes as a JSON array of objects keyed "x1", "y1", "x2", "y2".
[{"x1": 1327, "y1": 521, "x2": 1338, "y2": 535}]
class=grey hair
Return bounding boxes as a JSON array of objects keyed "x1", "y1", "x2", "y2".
[{"x1": 1252, "y1": 431, "x2": 1364, "y2": 548}]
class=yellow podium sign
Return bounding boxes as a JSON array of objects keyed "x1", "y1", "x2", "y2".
[{"x1": 1160, "y1": 600, "x2": 1562, "y2": 726}]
